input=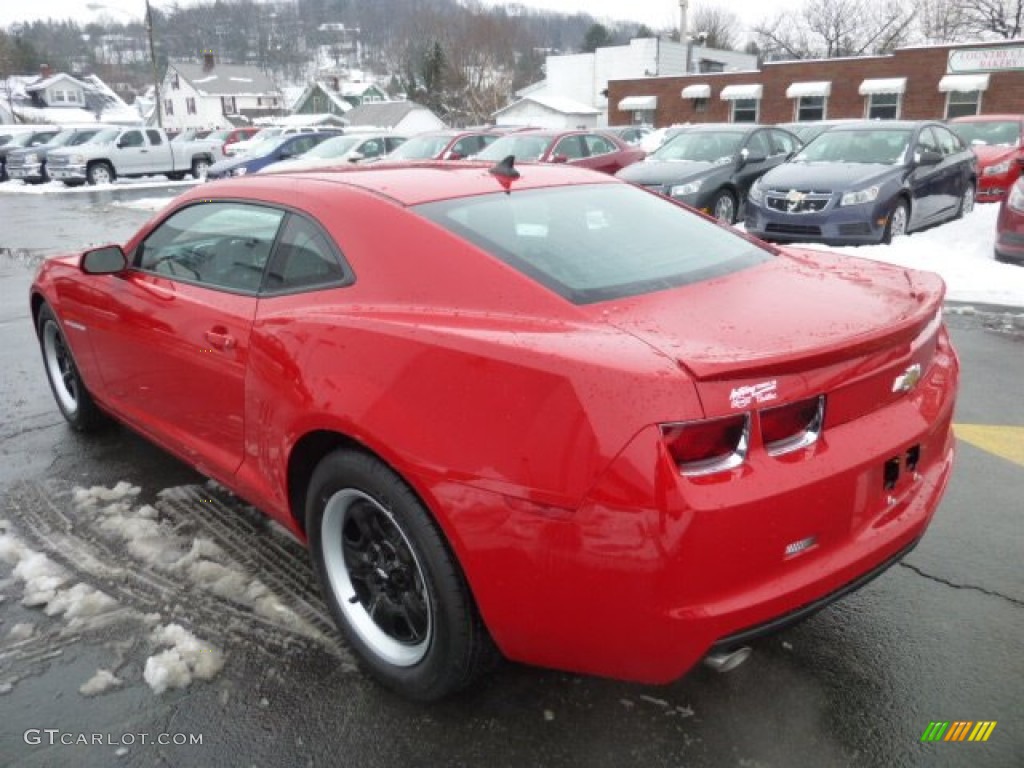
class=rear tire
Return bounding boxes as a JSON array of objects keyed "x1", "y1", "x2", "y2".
[
  {"x1": 191, "y1": 158, "x2": 210, "y2": 180},
  {"x1": 306, "y1": 449, "x2": 497, "y2": 700},
  {"x1": 955, "y1": 181, "x2": 975, "y2": 220},
  {"x1": 37, "y1": 304, "x2": 109, "y2": 432}
]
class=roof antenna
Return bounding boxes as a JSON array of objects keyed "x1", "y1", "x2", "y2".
[{"x1": 488, "y1": 155, "x2": 519, "y2": 192}]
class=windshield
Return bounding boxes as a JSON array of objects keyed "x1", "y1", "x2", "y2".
[
  {"x1": 952, "y1": 120, "x2": 1021, "y2": 148},
  {"x1": 415, "y1": 183, "x2": 771, "y2": 304},
  {"x1": 43, "y1": 130, "x2": 79, "y2": 148},
  {"x1": 476, "y1": 135, "x2": 554, "y2": 162},
  {"x1": 793, "y1": 129, "x2": 912, "y2": 164},
  {"x1": 70, "y1": 130, "x2": 102, "y2": 146},
  {"x1": 653, "y1": 131, "x2": 745, "y2": 163},
  {"x1": 86, "y1": 128, "x2": 121, "y2": 144},
  {"x1": 388, "y1": 134, "x2": 453, "y2": 160},
  {"x1": 303, "y1": 135, "x2": 362, "y2": 159}
]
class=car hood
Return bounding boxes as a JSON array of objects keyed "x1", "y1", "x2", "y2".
[
  {"x1": 970, "y1": 144, "x2": 1019, "y2": 167},
  {"x1": 760, "y1": 162, "x2": 901, "y2": 190},
  {"x1": 587, "y1": 247, "x2": 943, "y2": 383},
  {"x1": 617, "y1": 159, "x2": 717, "y2": 185}
]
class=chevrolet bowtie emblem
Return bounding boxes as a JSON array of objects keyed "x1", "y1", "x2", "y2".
[
  {"x1": 785, "y1": 189, "x2": 806, "y2": 203},
  {"x1": 892, "y1": 363, "x2": 922, "y2": 393}
]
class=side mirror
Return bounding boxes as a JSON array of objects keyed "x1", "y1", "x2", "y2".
[
  {"x1": 1016, "y1": 156, "x2": 1024, "y2": 167},
  {"x1": 916, "y1": 149, "x2": 942, "y2": 166},
  {"x1": 550, "y1": 154, "x2": 569, "y2": 164},
  {"x1": 81, "y1": 245, "x2": 127, "y2": 275},
  {"x1": 116, "y1": 139, "x2": 127, "y2": 149},
  {"x1": 741, "y1": 151, "x2": 767, "y2": 165},
  {"x1": 446, "y1": 151, "x2": 464, "y2": 160},
  {"x1": 348, "y1": 151, "x2": 365, "y2": 162}
]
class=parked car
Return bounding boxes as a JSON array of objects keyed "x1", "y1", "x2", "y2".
[
  {"x1": 746, "y1": 121, "x2": 977, "y2": 245},
  {"x1": 5, "y1": 126, "x2": 104, "y2": 183},
  {"x1": 639, "y1": 124, "x2": 689, "y2": 153},
  {"x1": 0, "y1": 127, "x2": 61, "y2": 181},
  {"x1": 46, "y1": 127, "x2": 225, "y2": 185},
  {"x1": 204, "y1": 126, "x2": 260, "y2": 154},
  {"x1": 225, "y1": 125, "x2": 337, "y2": 157},
  {"x1": 260, "y1": 133, "x2": 407, "y2": 173},
  {"x1": 31, "y1": 162, "x2": 958, "y2": 700},
  {"x1": 205, "y1": 132, "x2": 334, "y2": 179},
  {"x1": 0, "y1": 124, "x2": 44, "y2": 147},
  {"x1": 379, "y1": 129, "x2": 504, "y2": 162},
  {"x1": 949, "y1": 115, "x2": 1024, "y2": 203},
  {"x1": 776, "y1": 119, "x2": 865, "y2": 145},
  {"x1": 475, "y1": 129, "x2": 645, "y2": 174},
  {"x1": 994, "y1": 176, "x2": 1024, "y2": 264},
  {"x1": 616, "y1": 124, "x2": 801, "y2": 223},
  {"x1": 603, "y1": 125, "x2": 651, "y2": 146}
]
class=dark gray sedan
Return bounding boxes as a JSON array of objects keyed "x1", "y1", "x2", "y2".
[
  {"x1": 745, "y1": 121, "x2": 977, "y2": 245},
  {"x1": 615, "y1": 124, "x2": 801, "y2": 223}
]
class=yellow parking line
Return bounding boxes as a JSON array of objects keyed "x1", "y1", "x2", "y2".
[{"x1": 954, "y1": 425, "x2": 1024, "y2": 468}]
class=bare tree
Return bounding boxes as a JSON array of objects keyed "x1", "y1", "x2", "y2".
[
  {"x1": 691, "y1": 4, "x2": 742, "y2": 51},
  {"x1": 914, "y1": 0, "x2": 971, "y2": 42},
  {"x1": 754, "y1": 0, "x2": 916, "y2": 59},
  {"x1": 961, "y1": 0, "x2": 1024, "y2": 38}
]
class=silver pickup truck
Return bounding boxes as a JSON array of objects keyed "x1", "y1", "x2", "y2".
[{"x1": 47, "y1": 126, "x2": 225, "y2": 186}]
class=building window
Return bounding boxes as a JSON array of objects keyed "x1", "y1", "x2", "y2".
[
  {"x1": 632, "y1": 109, "x2": 655, "y2": 125},
  {"x1": 164, "y1": 99, "x2": 174, "y2": 116},
  {"x1": 946, "y1": 90, "x2": 981, "y2": 118},
  {"x1": 171, "y1": 73, "x2": 180, "y2": 90},
  {"x1": 866, "y1": 93, "x2": 900, "y2": 119},
  {"x1": 186, "y1": 97, "x2": 196, "y2": 115},
  {"x1": 52, "y1": 90, "x2": 66, "y2": 103},
  {"x1": 796, "y1": 95, "x2": 826, "y2": 121},
  {"x1": 694, "y1": 97, "x2": 708, "y2": 114},
  {"x1": 731, "y1": 98, "x2": 758, "y2": 123},
  {"x1": 221, "y1": 96, "x2": 236, "y2": 115}
]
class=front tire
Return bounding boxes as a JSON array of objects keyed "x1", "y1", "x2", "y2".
[
  {"x1": 883, "y1": 199, "x2": 909, "y2": 244},
  {"x1": 87, "y1": 161, "x2": 114, "y2": 186},
  {"x1": 37, "y1": 304, "x2": 109, "y2": 431},
  {"x1": 191, "y1": 158, "x2": 210, "y2": 180},
  {"x1": 955, "y1": 181, "x2": 975, "y2": 219},
  {"x1": 306, "y1": 449, "x2": 496, "y2": 700},
  {"x1": 710, "y1": 190, "x2": 737, "y2": 224}
]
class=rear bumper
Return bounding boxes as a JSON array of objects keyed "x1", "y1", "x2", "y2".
[{"x1": 436, "y1": 330, "x2": 959, "y2": 684}]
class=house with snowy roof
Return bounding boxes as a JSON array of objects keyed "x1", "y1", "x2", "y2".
[
  {"x1": 2, "y1": 67, "x2": 141, "y2": 125},
  {"x1": 160, "y1": 53, "x2": 282, "y2": 132},
  {"x1": 342, "y1": 101, "x2": 445, "y2": 133}
]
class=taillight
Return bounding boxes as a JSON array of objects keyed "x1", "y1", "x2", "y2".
[
  {"x1": 661, "y1": 414, "x2": 749, "y2": 477},
  {"x1": 761, "y1": 395, "x2": 825, "y2": 456}
]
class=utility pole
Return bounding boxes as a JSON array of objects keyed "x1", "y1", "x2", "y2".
[{"x1": 145, "y1": 0, "x2": 162, "y2": 127}]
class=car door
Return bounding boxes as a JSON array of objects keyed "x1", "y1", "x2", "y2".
[
  {"x1": 550, "y1": 134, "x2": 587, "y2": 167},
  {"x1": 83, "y1": 202, "x2": 286, "y2": 479},
  {"x1": 579, "y1": 133, "x2": 624, "y2": 174},
  {"x1": 908, "y1": 127, "x2": 945, "y2": 225},
  {"x1": 932, "y1": 124, "x2": 971, "y2": 216},
  {"x1": 733, "y1": 130, "x2": 773, "y2": 198},
  {"x1": 115, "y1": 129, "x2": 150, "y2": 175},
  {"x1": 145, "y1": 129, "x2": 173, "y2": 174}
]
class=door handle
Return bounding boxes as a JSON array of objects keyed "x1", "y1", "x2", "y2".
[{"x1": 204, "y1": 328, "x2": 236, "y2": 350}]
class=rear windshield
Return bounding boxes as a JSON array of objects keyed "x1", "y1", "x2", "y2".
[
  {"x1": 388, "y1": 134, "x2": 453, "y2": 160},
  {"x1": 952, "y1": 120, "x2": 1021, "y2": 148},
  {"x1": 415, "y1": 183, "x2": 771, "y2": 304}
]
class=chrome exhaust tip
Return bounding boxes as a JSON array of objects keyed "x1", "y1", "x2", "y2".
[{"x1": 703, "y1": 646, "x2": 752, "y2": 673}]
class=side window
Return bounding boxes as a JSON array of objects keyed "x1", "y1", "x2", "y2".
[
  {"x1": 583, "y1": 134, "x2": 614, "y2": 156},
  {"x1": 359, "y1": 139, "x2": 383, "y2": 158},
  {"x1": 553, "y1": 135, "x2": 586, "y2": 160},
  {"x1": 480, "y1": 134, "x2": 500, "y2": 149},
  {"x1": 917, "y1": 127, "x2": 942, "y2": 157},
  {"x1": 136, "y1": 202, "x2": 286, "y2": 293},
  {"x1": 744, "y1": 131, "x2": 771, "y2": 158},
  {"x1": 450, "y1": 137, "x2": 476, "y2": 158},
  {"x1": 933, "y1": 125, "x2": 963, "y2": 155},
  {"x1": 769, "y1": 130, "x2": 798, "y2": 156},
  {"x1": 290, "y1": 136, "x2": 317, "y2": 155},
  {"x1": 146, "y1": 130, "x2": 163, "y2": 145},
  {"x1": 386, "y1": 136, "x2": 407, "y2": 152},
  {"x1": 263, "y1": 215, "x2": 348, "y2": 293},
  {"x1": 120, "y1": 130, "x2": 143, "y2": 148}
]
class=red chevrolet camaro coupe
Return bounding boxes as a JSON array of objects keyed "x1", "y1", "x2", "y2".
[{"x1": 31, "y1": 162, "x2": 959, "y2": 700}]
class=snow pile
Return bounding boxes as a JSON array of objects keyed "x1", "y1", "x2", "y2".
[
  {"x1": 770, "y1": 204, "x2": 1024, "y2": 307},
  {"x1": 7, "y1": 622, "x2": 35, "y2": 642},
  {"x1": 79, "y1": 668, "x2": 122, "y2": 697},
  {"x1": 110, "y1": 197, "x2": 176, "y2": 212},
  {"x1": 143, "y1": 623, "x2": 224, "y2": 694}
]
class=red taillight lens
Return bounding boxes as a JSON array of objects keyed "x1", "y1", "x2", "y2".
[
  {"x1": 661, "y1": 414, "x2": 749, "y2": 476},
  {"x1": 1008, "y1": 181, "x2": 1024, "y2": 213},
  {"x1": 760, "y1": 396, "x2": 825, "y2": 456}
]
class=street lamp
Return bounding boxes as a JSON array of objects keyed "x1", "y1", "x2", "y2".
[{"x1": 84, "y1": 1, "x2": 162, "y2": 128}]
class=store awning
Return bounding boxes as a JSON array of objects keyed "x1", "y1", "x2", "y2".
[
  {"x1": 858, "y1": 78, "x2": 907, "y2": 95},
  {"x1": 617, "y1": 95, "x2": 657, "y2": 110},
  {"x1": 681, "y1": 84, "x2": 711, "y2": 99},
  {"x1": 938, "y1": 74, "x2": 991, "y2": 93},
  {"x1": 720, "y1": 84, "x2": 763, "y2": 100},
  {"x1": 785, "y1": 81, "x2": 832, "y2": 99}
]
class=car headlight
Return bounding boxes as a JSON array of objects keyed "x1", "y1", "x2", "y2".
[
  {"x1": 748, "y1": 181, "x2": 765, "y2": 204},
  {"x1": 670, "y1": 180, "x2": 702, "y2": 197},
  {"x1": 24, "y1": 153, "x2": 38, "y2": 163},
  {"x1": 839, "y1": 185, "x2": 881, "y2": 206},
  {"x1": 232, "y1": 166, "x2": 248, "y2": 176},
  {"x1": 1009, "y1": 182, "x2": 1024, "y2": 212},
  {"x1": 71, "y1": 154, "x2": 85, "y2": 164},
  {"x1": 983, "y1": 160, "x2": 1012, "y2": 176}
]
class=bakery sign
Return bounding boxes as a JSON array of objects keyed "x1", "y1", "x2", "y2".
[{"x1": 947, "y1": 46, "x2": 1024, "y2": 73}]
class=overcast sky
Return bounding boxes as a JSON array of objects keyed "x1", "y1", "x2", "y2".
[{"x1": 2, "y1": 0, "x2": 791, "y2": 38}]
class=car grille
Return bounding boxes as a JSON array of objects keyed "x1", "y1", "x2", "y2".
[
  {"x1": 765, "y1": 222, "x2": 823, "y2": 236},
  {"x1": 48, "y1": 155, "x2": 70, "y2": 167},
  {"x1": 839, "y1": 222, "x2": 872, "y2": 236},
  {"x1": 764, "y1": 190, "x2": 833, "y2": 214}
]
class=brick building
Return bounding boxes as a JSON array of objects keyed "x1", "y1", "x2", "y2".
[{"x1": 608, "y1": 40, "x2": 1024, "y2": 127}]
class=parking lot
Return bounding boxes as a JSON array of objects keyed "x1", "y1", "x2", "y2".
[{"x1": 0, "y1": 186, "x2": 1021, "y2": 767}]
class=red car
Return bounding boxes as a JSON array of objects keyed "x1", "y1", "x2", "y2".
[
  {"x1": 950, "y1": 115, "x2": 1024, "y2": 203},
  {"x1": 995, "y1": 176, "x2": 1024, "y2": 264},
  {"x1": 31, "y1": 162, "x2": 958, "y2": 700},
  {"x1": 205, "y1": 126, "x2": 261, "y2": 153},
  {"x1": 475, "y1": 128, "x2": 645, "y2": 174}
]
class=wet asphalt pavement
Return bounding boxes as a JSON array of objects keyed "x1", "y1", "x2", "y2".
[{"x1": 0, "y1": 187, "x2": 1021, "y2": 768}]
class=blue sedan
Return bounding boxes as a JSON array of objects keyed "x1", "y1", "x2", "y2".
[
  {"x1": 745, "y1": 121, "x2": 977, "y2": 245},
  {"x1": 206, "y1": 132, "x2": 334, "y2": 180}
]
